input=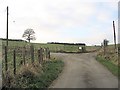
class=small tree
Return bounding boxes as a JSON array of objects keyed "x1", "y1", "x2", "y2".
[{"x1": 22, "y1": 28, "x2": 36, "y2": 42}]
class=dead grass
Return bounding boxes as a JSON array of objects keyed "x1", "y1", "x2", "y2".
[
  {"x1": 97, "y1": 45, "x2": 118, "y2": 66},
  {"x1": 2, "y1": 59, "x2": 64, "y2": 88},
  {"x1": 2, "y1": 62, "x2": 42, "y2": 88}
]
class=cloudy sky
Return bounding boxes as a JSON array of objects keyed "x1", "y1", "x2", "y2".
[{"x1": 0, "y1": 0, "x2": 119, "y2": 45}]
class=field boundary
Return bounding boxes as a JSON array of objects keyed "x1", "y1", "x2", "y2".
[{"x1": 2, "y1": 44, "x2": 51, "y2": 88}]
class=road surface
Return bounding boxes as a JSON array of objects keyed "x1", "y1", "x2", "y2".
[{"x1": 50, "y1": 53, "x2": 118, "y2": 88}]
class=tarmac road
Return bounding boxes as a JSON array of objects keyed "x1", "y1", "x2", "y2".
[{"x1": 50, "y1": 53, "x2": 118, "y2": 88}]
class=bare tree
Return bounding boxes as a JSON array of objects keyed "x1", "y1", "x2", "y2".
[{"x1": 22, "y1": 28, "x2": 36, "y2": 42}]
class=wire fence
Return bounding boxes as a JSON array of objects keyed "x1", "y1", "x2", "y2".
[{"x1": 2, "y1": 45, "x2": 50, "y2": 76}]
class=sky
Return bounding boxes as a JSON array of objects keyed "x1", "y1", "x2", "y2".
[{"x1": 0, "y1": 0, "x2": 119, "y2": 46}]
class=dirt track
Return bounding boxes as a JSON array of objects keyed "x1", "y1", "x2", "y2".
[{"x1": 50, "y1": 53, "x2": 118, "y2": 88}]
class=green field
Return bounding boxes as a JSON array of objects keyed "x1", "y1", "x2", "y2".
[
  {"x1": 1, "y1": 40, "x2": 101, "y2": 75},
  {"x1": 2, "y1": 40, "x2": 86, "y2": 53},
  {"x1": 1, "y1": 40, "x2": 101, "y2": 74},
  {"x1": 2, "y1": 40, "x2": 101, "y2": 53}
]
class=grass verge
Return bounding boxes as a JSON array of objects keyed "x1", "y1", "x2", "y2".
[
  {"x1": 96, "y1": 56, "x2": 120, "y2": 77},
  {"x1": 3, "y1": 60, "x2": 64, "y2": 88},
  {"x1": 36, "y1": 60, "x2": 64, "y2": 88}
]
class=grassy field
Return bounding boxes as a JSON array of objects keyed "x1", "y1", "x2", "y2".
[
  {"x1": 2, "y1": 40, "x2": 101, "y2": 78},
  {"x1": 2, "y1": 40, "x2": 101, "y2": 53},
  {"x1": 85, "y1": 46, "x2": 101, "y2": 52},
  {"x1": 1, "y1": 40, "x2": 101, "y2": 73},
  {"x1": 2, "y1": 40, "x2": 83, "y2": 52}
]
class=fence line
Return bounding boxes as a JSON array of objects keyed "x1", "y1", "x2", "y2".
[{"x1": 3, "y1": 45, "x2": 51, "y2": 76}]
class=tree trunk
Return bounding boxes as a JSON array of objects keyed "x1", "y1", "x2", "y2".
[
  {"x1": 28, "y1": 39, "x2": 30, "y2": 43},
  {"x1": 28, "y1": 34, "x2": 30, "y2": 42}
]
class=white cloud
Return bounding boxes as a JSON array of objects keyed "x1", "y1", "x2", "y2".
[
  {"x1": 97, "y1": 12, "x2": 111, "y2": 23},
  {"x1": 0, "y1": 0, "x2": 118, "y2": 45}
]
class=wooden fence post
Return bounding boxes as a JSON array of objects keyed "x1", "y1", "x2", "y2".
[
  {"x1": 23, "y1": 46, "x2": 26, "y2": 65},
  {"x1": 48, "y1": 48, "x2": 50, "y2": 59},
  {"x1": 13, "y1": 50, "x2": 16, "y2": 75},
  {"x1": 38, "y1": 49, "x2": 40, "y2": 63},
  {"x1": 40, "y1": 48, "x2": 43, "y2": 62},
  {"x1": 5, "y1": 46, "x2": 8, "y2": 71},
  {"x1": 43, "y1": 48, "x2": 45, "y2": 60},
  {"x1": 46, "y1": 48, "x2": 50, "y2": 59},
  {"x1": 45, "y1": 48, "x2": 48, "y2": 60},
  {"x1": 30, "y1": 45, "x2": 34, "y2": 63},
  {"x1": 38, "y1": 48, "x2": 43, "y2": 63}
]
